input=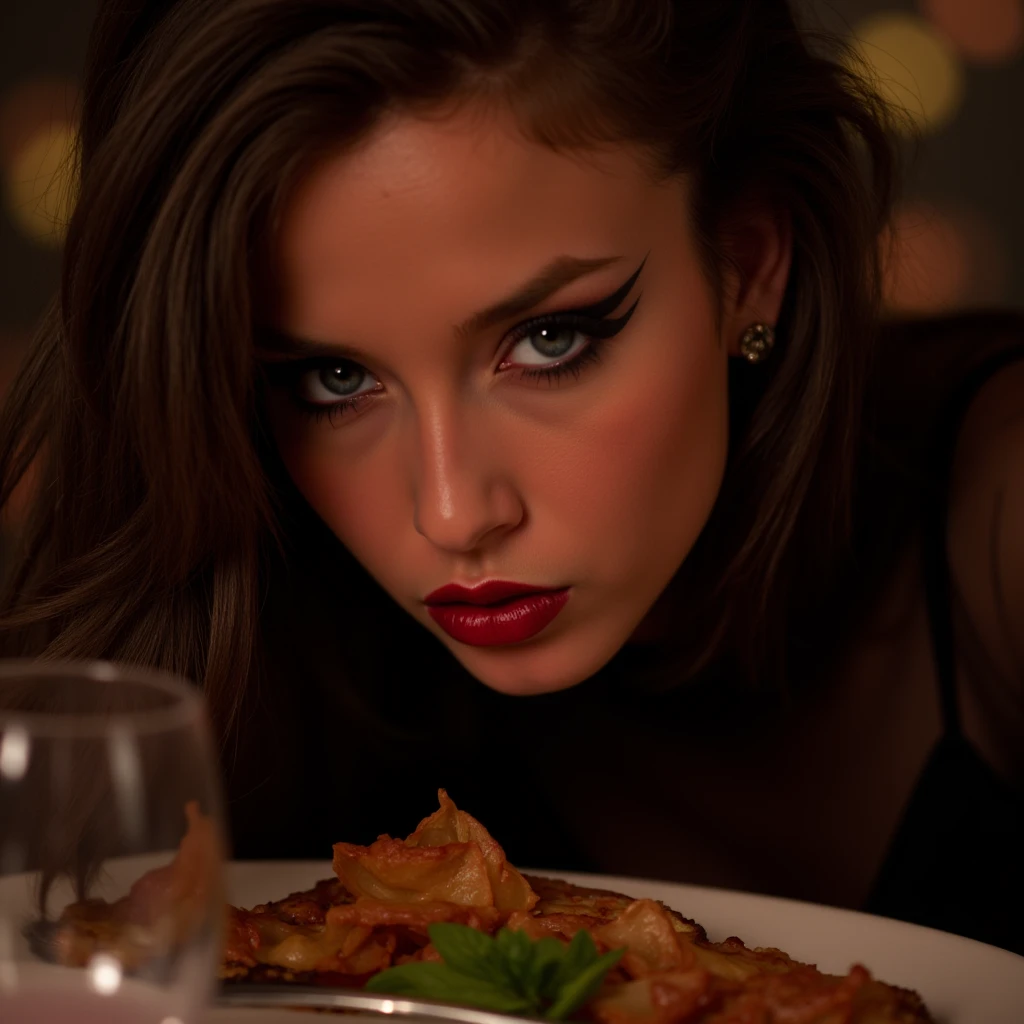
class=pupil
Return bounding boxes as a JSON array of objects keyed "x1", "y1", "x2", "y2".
[
  {"x1": 319, "y1": 364, "x2": 362, "y2": 396},
  {"x1": 533, "y1": 327, "x2": 575, "y2": 358}
]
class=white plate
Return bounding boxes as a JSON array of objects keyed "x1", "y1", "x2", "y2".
[{"x1": 3, "y1": 860, "x2": 1022, "y2": 1022}]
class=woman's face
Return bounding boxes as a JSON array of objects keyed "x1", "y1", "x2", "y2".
[{"x1": 265, "y1": 101, "x2": 781, "y2": 696}]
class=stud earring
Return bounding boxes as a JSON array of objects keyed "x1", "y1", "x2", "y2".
[{"x1": 739, "y1": 322, "x2": 776, "y2": 364}]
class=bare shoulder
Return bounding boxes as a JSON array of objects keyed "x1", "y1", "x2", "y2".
[{"x1": 946, "y1": 353, "x2": 1024, "y2": 784}]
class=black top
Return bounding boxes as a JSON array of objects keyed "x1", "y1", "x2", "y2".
[
  {"x1": 232, "y1": 320, "x2": 1024, "y2": 956},
  {"x1": 864, "y1": 347, "x2": 1024, "y2": 954}
]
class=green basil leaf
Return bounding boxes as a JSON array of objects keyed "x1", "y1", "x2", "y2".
[
  {"x1": 495, "y1": 927, "x2": 537, "y2": 993},
  {"x1": 530, "y1": 937, "x2": 570, "y2": 1001},
  {"x1": 364, "y1": 962, "x2": 453, "y2": 998},
  {"x1": 367, "y1": 922, "x2": 626, "y2": 1021},
  {"x1": 552, "y1": 929, "x2": 601, "y2": 991},
  {"x1": 427, "y1": 923, "x2": 506, "y2": 985},
  {"x1": 366, "y1": 961, "x2": 537, "y2": 1014},
  {"x1": 546, "y1": 947, "x2": 625, "y2": 1021}
]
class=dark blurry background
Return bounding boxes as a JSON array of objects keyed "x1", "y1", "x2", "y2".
[{"x1": 1, "y1": 0, "x2": 1022, "y2": 412}]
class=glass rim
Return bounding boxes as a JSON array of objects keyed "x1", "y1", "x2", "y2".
[{"x1": 0, "y1": 658, "x2": 206, "y2": 737}]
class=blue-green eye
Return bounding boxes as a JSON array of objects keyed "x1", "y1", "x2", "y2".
[
  {"x1": 296, "y1": 362, "x2": 381, "y2": 406},
  {"x1": 504, "y1": 325, "x2": 589, "y2": 368},
  {"x1": 497, "y1": 297, "x2": 640, "y2": 381}
]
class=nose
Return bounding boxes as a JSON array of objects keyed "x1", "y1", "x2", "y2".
[{"x1": 411, "y1": 401, "x2": 524, "y2": 554}]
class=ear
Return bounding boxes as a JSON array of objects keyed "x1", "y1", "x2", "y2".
[{"x1": 717, "y1": 204, "x2": 792, "y2": 357}]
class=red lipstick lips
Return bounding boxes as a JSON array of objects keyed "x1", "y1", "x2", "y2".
[{"x1": 423, "y1": 580, "x2": 570, "y2": 646}]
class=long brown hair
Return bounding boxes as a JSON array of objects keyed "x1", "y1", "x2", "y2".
[{"x1": 0, "y1": 0, "x2": 897, "y2": 734}]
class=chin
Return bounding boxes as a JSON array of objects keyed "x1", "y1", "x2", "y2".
[{"x1": 447, "y1": 628, "x2": 627, "y2": 697}]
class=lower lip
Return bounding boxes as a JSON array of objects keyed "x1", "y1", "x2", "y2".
[{"x1": 426, "y1": 589, "x2": 571, "y2": 647}]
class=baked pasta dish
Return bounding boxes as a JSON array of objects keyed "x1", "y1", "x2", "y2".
[{"x1": 51, "y1": 791, "x2": 932, "y2": 1023}]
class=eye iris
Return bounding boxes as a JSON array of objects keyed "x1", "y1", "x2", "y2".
[
  {"x1": 532, "y1": 326, "x2": 576, "y2": 359},
  {"x1": 319, "y1": 364, "x2": 363, "y2": 396}
]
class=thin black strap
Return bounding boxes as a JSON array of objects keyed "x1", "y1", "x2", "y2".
[{"x1": 921, "y1": 346, "x2": 1024, "y2": 737}]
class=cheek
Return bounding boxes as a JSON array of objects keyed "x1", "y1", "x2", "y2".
[
  {"x1": 268, "y1": 406, "x2": 410, "y2": 570},
  {"x1": 539, "y1": 314, "x2": 729, "y2": 583}
]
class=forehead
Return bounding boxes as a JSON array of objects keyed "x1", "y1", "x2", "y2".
[{"x1": 274, "y1": 101, "x2": 689, "y2": 339}]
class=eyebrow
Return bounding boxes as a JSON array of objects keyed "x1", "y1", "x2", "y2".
[
  {"x1": 255, "y1": 254, "x2": 630, "y2": 361},
  {"x1": 456, "y1": 254, "x2": 625, "y2": 339}
]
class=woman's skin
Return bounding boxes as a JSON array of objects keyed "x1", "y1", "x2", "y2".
[{"x1": 263, "y1": 99, "x2": 790, "y2": 696}]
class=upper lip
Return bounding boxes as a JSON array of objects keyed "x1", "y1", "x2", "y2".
[{"x1": 424, "y1": 580, "x2": 565, "y2": 606}]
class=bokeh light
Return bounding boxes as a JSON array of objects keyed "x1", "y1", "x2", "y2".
[
  {"x1": 0, "y1": 78, "x2": 80, "y2": 247},
  {"x1": 6, "y1": 122, "x2": 79, "y2": 245},
  {"x1": 0, "y1": 78, "x2": 77, "y2": 165},
  {"x1": 882, "y1": 201, "x2": 1006, "y2": 313},
  {"x1": 920, "y1": 0, "x2": 1024, "y2": 65},
  {"x1": 850, "y1": 12, "x2": 965, "y2": 134}
]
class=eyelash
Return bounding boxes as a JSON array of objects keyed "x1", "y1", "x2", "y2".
[{"x1": 275, "y1": 303, "x2": 636, "y2": 426}]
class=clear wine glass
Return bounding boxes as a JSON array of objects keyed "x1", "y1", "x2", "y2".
[{"x1": 0, "y1": 659, "x2": 227, "y2": 1024}]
